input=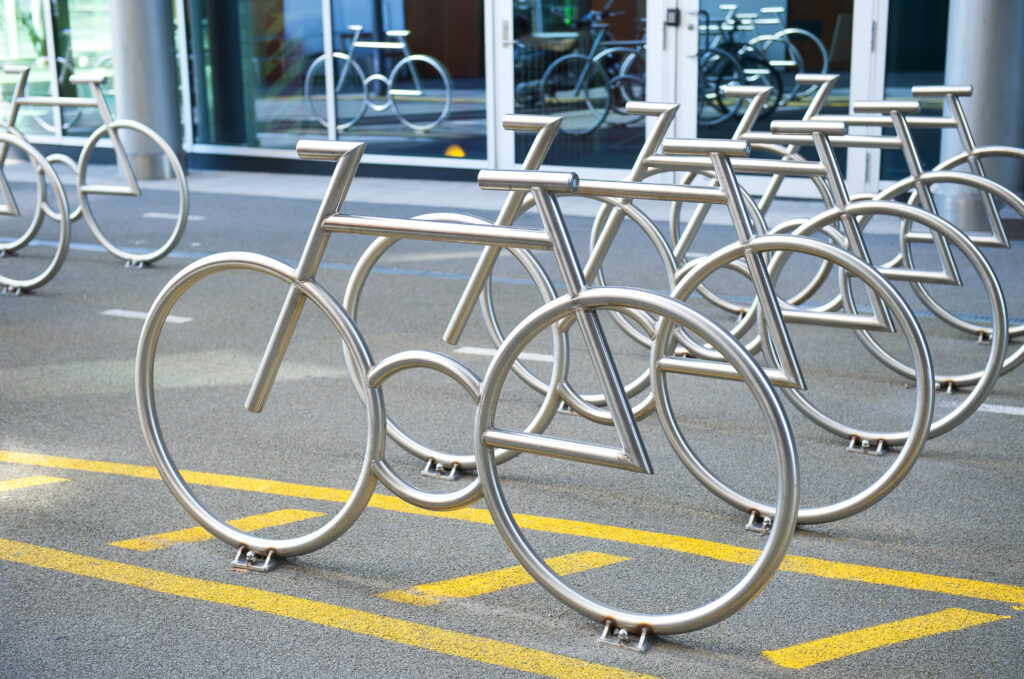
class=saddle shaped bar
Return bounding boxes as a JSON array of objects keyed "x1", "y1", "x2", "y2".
[{"x1": 851, "y1": 100, "x2": 922, "y2": 115}]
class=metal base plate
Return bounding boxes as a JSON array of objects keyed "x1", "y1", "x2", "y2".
[
  {"x1": 231, "y1": 546, "x2": 278, "y2": 572},
  {"x1": 599, "y1": 621, "x2": 650, "y2": 652}
]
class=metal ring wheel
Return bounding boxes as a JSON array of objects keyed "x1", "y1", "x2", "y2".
[
  {"x1": 0, "y1": 131, "x2": 49, "y2": 252},
  {"x1": 792, "y1": 201, "x2": 1006, "y2": 439},
  {"x1": 670, "y1": 219, "x2": 852, "y2": 360},
  {"x1": 928, "y1": 146, "x2": 1024, "y2": 342},
  {"x1": 585, "y1": 196, "x2": 680, "y2": 349},
  {"x1": 666, "y1": 143, "x2": 833, "y2": 253},
  {"x1": 365, "y1": 350, "x2": 531, "y2": 510},
  {"x1": 341, "y1": 230, "x2": 566, "y2": 470},
  {"x1": 697, "y1": 47, "x2": 745, "y2": 128},
  {"x1": 665, "y1": 169, "x2": 787, "y2": 322},
  {"x1": 0, "y1": 132, "x2": 71, "y2": 292},
  {"x1": 666, "y1": 234, "x2": 933, "y2": 524},
  {"x1": 740, "y1": 34, "x2": 805, "y2": 106},
  {"x1": 76, "y1": 119, "x2": 189, "y2": 265},
  {"x1": 40, "y1": 153, "x2": 82, "y2": 222},
  {"x1": 882, "y1": 170, "x2": 1024, "y2": 356},
  {"x1": 28, "y1": 55, "x2": 82, "y2": 133},
  {"x1": 476, "y1": 287, "x2": 798, "y2": 635},
  {"x1": 931, "y1": 145, "x2": 1024, "y2": 176},
  {"x1": 476, "y1": 194, "x2": 672, "y2": 424},
  {"x1": 135, "y1": 252, "x2": 383, "y2": 558},
  {"x1": 539, "y1": 53, "x2": 611, "y2": 136},
  {"x1": 666, "y1": 147, "x2": 838, "y2": 315},
  {"x1": 387, "y1": 54, "x2": 453, "y2": 132},
  {"x1": 593, "y1": 46, "x2": 644, "y2": 125},
  {"x1": 303, "y1": 52, "x2": 368, "y2": 131}
]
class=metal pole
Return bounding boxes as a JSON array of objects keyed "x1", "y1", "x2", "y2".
[
  {"x1": 109, "y1": 0, "x2": 182, "y2": 178},
  {"x1": 941, "y1": 0, "x2": 1024, "y2": 193}
]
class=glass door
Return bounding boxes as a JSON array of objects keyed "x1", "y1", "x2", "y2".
[
  {"x1": 324, "y1": 0, "x2": 488, "y2": 161},
  {"x1": 695, "y1": 0, "x2": 850, "y2": 139},
  {"x1": 684, "y1": 0, "x2": 885, "y2": 196},
  {"x1": 508, "y1": 0, "x2": 650, "y2": 169}
]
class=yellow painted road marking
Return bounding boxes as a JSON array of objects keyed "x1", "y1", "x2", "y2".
[
  {"x1": 111, "y1": 509, "x2": 325, "y2": 552},
  {"x1": 764, "y1": 607, "x2": 1010, "y2": 669},
  {"x1": 4, "y1": 449, "x2": 1023, "y2": 605},
  {"x1": 380, "y1": 551, "x2": 630, "y2": 606},
  {"x1": 0, "y1": 475, "x2": 68, "y2": 492},
  {"x1": 0, "y1": 538, "x2": 657, "y2": 679}
]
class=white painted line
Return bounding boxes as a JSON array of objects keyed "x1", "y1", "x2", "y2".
[
  {"x1": 938, "y1": 399, "x2": 1024, "y2": 417},
  {"x1": 103, "y1": 309, "x2": 191, "y2": 324},
  {"x1": 978, "y1": 403, "x2": 1024, "y2": 417},
  {"x1": 455, "y1": 346, "x2": 553, "y2": 363},
  {"x1": 144, "y1": 212, "x2": 204, "y2": 221}
]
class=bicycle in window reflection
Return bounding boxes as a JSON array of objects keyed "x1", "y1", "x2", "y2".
[
  {"x1": 515, "y1": 0, "x2": 646, "y2": 136},
  {"x1": 303, "y1": 25, "x2": 453, "y2": 132}
]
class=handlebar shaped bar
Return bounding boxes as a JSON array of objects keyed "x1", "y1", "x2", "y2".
[
  {"x1": 477, "y1": 169, "x2": 579, "y2": 193},
  {"x1": 624, "y1": 101, "x2": 679, "y2": 117},
  {"x1": 770, "y1": 120, "x2": 848, "y2": 136},
  {"x1": 69, "y1": 73, "x2": 107, "y2": 86},
  {"x1": 662, "y1": 139, "x2": 751, "y2": 157},
  {"x1": 295, "y1": 140, "x2": 365, "y2": 161},
  {"x1": 501, "y1": 114, "x2": 563, "y2": 132},
  {"x1": 795, "y1": 73, "x2": 839, "y2": 86},
  {"x1": 720, "y1": 84, "x2": 775, "y2": 99},
  {"x1": 851, "y1": 100, "x2": 922, "y2": 115},
  {"x1": 911, "y1": 85, "x2": 973, "y2": 98}
]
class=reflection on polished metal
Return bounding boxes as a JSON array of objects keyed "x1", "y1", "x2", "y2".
[
  {"x1": 136, "y1": 137, "x2": 800, "y2": 639},
  {"x1": 0, "y1": 64, "x2": 189, "y2": 268}
]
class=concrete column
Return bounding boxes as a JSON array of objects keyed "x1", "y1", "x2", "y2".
[
  {"x1": 941, "y1": 0, "x2": 1024, "y2": 193},
  {"x1": 109, "y1": 0, "x2": 182, "y2": 178}
]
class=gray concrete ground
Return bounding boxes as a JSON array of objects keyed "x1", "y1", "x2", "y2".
[{"x1": 1, "y1": 165, "x2": 1022, "y2": 678}]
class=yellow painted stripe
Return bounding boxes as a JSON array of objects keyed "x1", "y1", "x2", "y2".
[
  {"x1": 111, "y1": 509, "x2": 325, "y2": 552},
  {"x1": 0, "y1": 475, "x2": 68, "y2": 492},
  {"x1": 4, "y1": 449, "x2": 1023, "y2": 605},
  {"x1": 380, "y1": 551, "x2": 630, "y2": 606},
  {"x1": 0, "y1": 538, "x2": 657, "y2": 679},
  {"x1": 764, "y1": 607, "x2": 1010, "y2": 669}
]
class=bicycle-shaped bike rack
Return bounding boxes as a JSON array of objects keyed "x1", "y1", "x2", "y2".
[
  {"x1": 641, "y1": 82, "x2": 1011, "y2": 447},
  {"x1": 355, "y1": 109, "x2": 937, "y2": 529},
  {"x1": 137, "y1": 132, "x2": 808, "y2": 647},
  {"x1": 304, "y1": 25, "x2": 453, "y2": 133},
  {"x1": 0, "y1": 63, "x2": 188, "y2": 292}
]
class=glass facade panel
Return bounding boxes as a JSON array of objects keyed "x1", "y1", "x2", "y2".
[
  {"x1": 696, "y1": 0, "x2": 852, "y2": 162},
  {"x1": 0, "y1": 0, "x2": 48, "y2": 127},
  {"x1": 512, "y1": 0, "x2": 648, "y2": 168},
  {"x1": 186, "y1": 0, "x2": 486, "y2": 160},
  {"x1": 0, "y1": 0, "x2": 112, "y2": 136},
  {"x1": 881, "y1": 0, "x2": 948, "y2": 179},
  {"x1": 187, "y1": 0, "x2": 321, "y2": 147},
  {"x1": 0, "y1": 0, "x2": 958, "y2": 179},
  {"x1": 328, "y1": 0, "x2": 486, "y2": 159}
]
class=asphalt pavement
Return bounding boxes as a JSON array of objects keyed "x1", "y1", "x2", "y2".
[{"x1": 1, "y1": 164, "x2": 1022, "y2": 678}]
